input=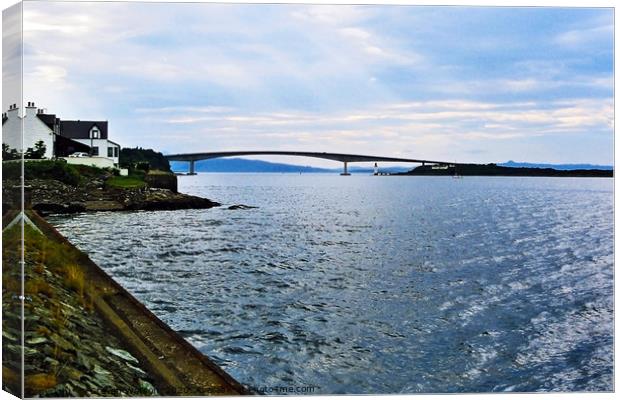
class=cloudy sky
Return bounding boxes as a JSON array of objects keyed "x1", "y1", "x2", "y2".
[{"x1": 3, "y1": 1, "x2": 614, "y2": 166}]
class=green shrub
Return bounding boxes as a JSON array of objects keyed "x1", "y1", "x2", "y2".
[{"x1": 26, "y1": 161, "x2": 82, "y2": 185}]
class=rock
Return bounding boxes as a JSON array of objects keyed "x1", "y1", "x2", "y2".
[
  {"x1": 43, "y1": 357, "x2": 60, "y2": 367},
  {"x1": 93, "y1": 364, "x2": 112, "y2": 375},
  {"x1": 63, "y1": 366, "x2": 84, "y2": 381},
  {"x1": 77, "y1": 352, "x2": 96, "y2": 370},
  {"x1": 50, "y1": 333, "x2": 74, "y2": 352},
  {"x1": 138, "y1": 379, "x2": 158, "y2": 395},
  {"x1": 89, "y1": 371, "x2": 114, "y2": 389},
  {"x1": 23, "y1": 176, "x2": 221, "y2": 213},
  {"x1": 126, "y1": 363, "x2": 148, "y2": 377},
  {"x1": 26, "y1": 337, "x2": 47, "y2": 345},
  {"x1": 2, "y1": 330, "x2": 19, "y2": 341},
  {"x1": 84, "y1": 200, "x2": 124, "y2": 211},
  {"x1": 228, "y1": 204, "x2": 258, "y2": 210},
  {"x1": 105, "y1": 347, "x2": 139, "y2": 364}
]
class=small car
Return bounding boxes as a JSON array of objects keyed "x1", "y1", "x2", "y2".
[{"x1": 68, "y1": 152, "x2": 89, "y2": 157}]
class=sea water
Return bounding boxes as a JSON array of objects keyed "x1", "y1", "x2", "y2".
[{"x1": 48, "y1": 174, "x2": 614, "y2": 393}]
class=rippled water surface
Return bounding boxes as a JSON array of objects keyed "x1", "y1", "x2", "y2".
[{"x1": 48, "y1": 174, "x2": 614, "y2": 393}]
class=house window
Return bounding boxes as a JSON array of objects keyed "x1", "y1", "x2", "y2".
[
  {"x1": 108, "y1": 147, "x2": 113, "y2": 157},
  {"x1": 114, "y1": 147, "x2": 119, "y2": 157},
  {"x1": 91, "y1": 127, "x2": 100, "y2": 139},
  {"x1": 92, "y1": 147, "x2": 99, "y2": 156}
]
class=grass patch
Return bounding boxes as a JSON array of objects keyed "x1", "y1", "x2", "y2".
[
  {"x1": 7, "y1": 224, "x2": 95, "y2": 309},
  {"x1": 25, "y1": 278, "x2": 54, "y2": 298},
  {"x1": 106, "y1": 175, "x2": 146, "y2": 189},
  {"x1": 65, "y1": 264, "x2": 84, "y2": 294}
]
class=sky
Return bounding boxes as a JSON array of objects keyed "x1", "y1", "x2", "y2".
[{"x1": 2, "y1": 1, "x2": 615, "y2": 167}]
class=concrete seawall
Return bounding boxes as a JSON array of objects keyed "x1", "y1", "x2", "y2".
[{"x1": 3, "y1": 209, "x2": 249, "y2": 396}]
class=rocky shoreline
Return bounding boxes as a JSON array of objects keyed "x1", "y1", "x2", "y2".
[
  {"x1": 3, "y1": 177, "x2": 220, "y2": 215},
  {"x1": 2, "y1": 219, "x2": 160, "y2": 397}
]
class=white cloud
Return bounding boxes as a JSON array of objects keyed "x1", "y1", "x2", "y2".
[
  {"x1": 31, "y1": 65, "x2": 67, "y2": 83},
  {"x1": 137, "y1": 98, "x2": 613, "y2": 159},
  {"x1": 554, "y1": 24, "x2": 613, "y2": 47},
  {"x1": 11, "y1": 2, "x2": 613, "y2": 165}
]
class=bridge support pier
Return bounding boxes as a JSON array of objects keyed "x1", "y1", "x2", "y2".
[
  {"x1": 340, "y1": 161, "x2": 351, "y2": 176},
  {"x1": 188, "y1": 160, "x2": 196, "y2": 175}
]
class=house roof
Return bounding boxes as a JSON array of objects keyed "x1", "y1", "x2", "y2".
[
  {"x1": 54, "y1": 134, "x2": 92, "y2": 155},
  {"x1": 37, "y1": 113, "x2": 59, "y2": 131},
  {"x1": 60, "y1": 120, "x2": 108, "y2": 139}
]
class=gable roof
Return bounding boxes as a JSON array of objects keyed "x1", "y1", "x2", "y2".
[
  {"x1": 59, "y1": 120, "x2": 108, "y2": 139},
  {"x1": 37, "y1": 113, "x2": 59, "y2": 130}
]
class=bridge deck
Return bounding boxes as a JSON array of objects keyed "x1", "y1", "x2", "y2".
[{"x1": 165, "y1": 150, "x2": 449, "y2": 165}]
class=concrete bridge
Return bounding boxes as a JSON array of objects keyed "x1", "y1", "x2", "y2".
[{"x1": 165, "y1": 150, "x2": 451, "y2": 175}]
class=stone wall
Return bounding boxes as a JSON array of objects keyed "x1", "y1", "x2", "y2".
[{"x1": 145, "y1": 172, "x2": 178, "y2": 193}]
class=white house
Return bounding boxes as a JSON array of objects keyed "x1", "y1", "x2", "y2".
[
  {"x1": 2, "y1": 102, "x2": 121, "y2": 166},
  {"x1": 58, "y1": 120, "x2": 120, "y2": 165},
  {"x1": 2, "y1": 102, "x2": 56, "y2": 158}
]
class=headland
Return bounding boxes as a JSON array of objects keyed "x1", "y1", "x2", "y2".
[
  {"x1": 2, "y1": 160, "x2": 219, "y2": 215},
  {"x1": 395, "y1": 163, "x2": 613, "y2": 177}
]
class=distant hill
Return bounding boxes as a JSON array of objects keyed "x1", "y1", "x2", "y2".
[{"x1": 499, "y1": 160, "x2": 613, "y2": 171}]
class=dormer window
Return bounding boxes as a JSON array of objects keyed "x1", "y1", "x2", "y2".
[{"x1": 90, "y1": 126, "x2": 100, "y2": 139}]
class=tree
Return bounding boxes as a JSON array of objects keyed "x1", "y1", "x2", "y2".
[
  {"x1": 24, "y1": 141, "x2": 46, "y2": 159},
  {"x1": 119, "y1": 147, "x2": 171, "y2": 172},
  {"x1": 2, "y1": 143, "x2": 20, "y2": 161},
  {"x1": 33, "y1": 140, "x2": 47, "y2": 158}
]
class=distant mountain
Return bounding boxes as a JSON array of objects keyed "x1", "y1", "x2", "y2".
[
  {"x1": 499, "y1": 160, "x2": 613, "y2": 171},
  {"x1": 170, "y1": 158, "x2": 410, "y2": 174},
  {"x1": 170, "y1": 158, "x2": 331, "y2": 173}
]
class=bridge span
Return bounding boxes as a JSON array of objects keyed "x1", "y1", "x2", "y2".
[{"x1": 164, "y1": 150, "x2": 451, "y2": 175}]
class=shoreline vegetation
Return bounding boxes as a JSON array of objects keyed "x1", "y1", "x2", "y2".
[
  {"x1": 2, "y1": 210, "x2": 247, "y2": 397},
  {"x1": 395, "y1": 163, "x2": 613, "y2": 177}
]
